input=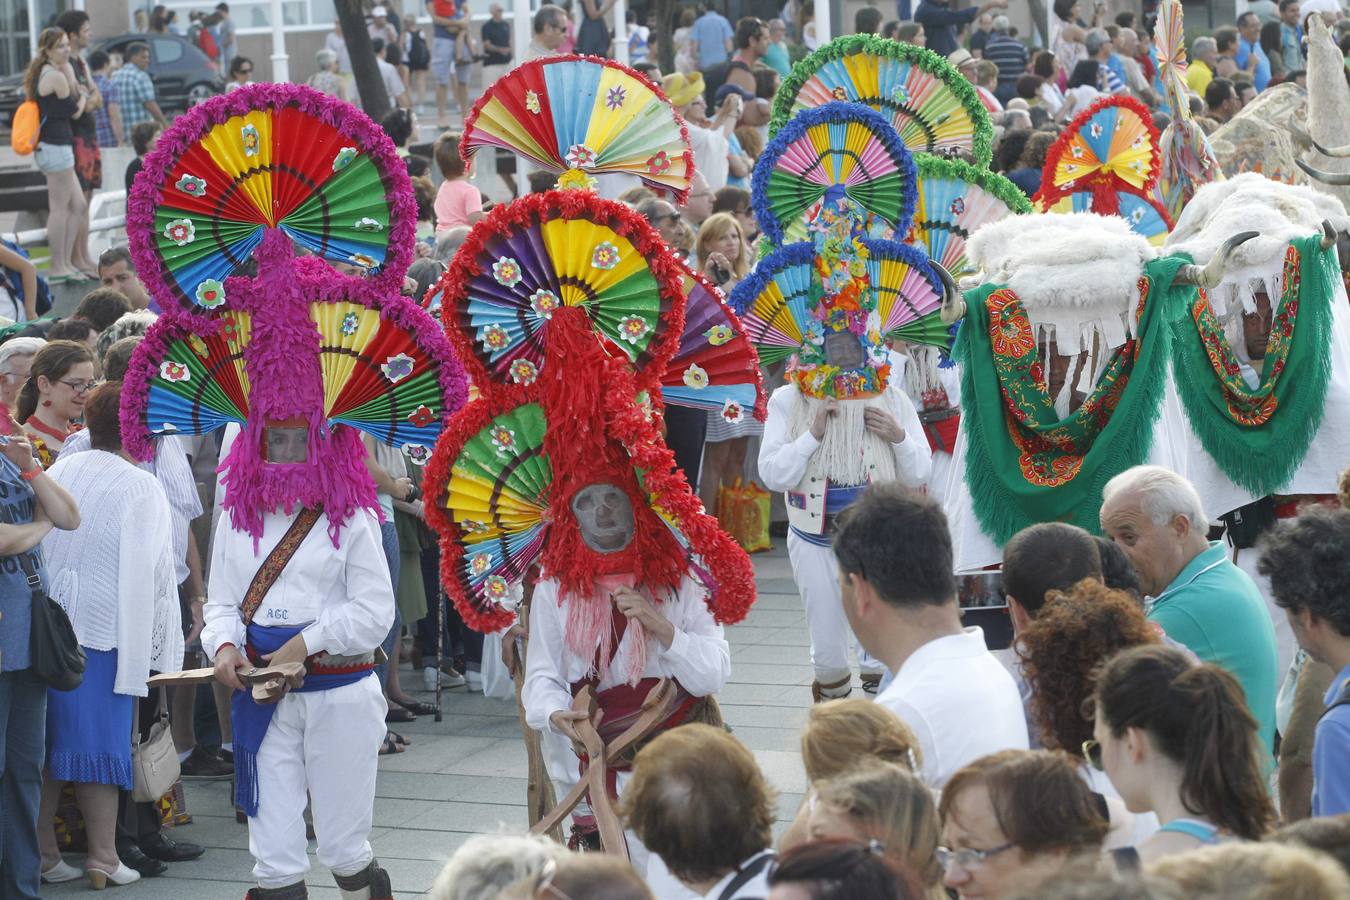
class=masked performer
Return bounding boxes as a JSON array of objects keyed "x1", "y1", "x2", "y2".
[{"x1": 119, "y1": 84, "x2": 465, "y2": 899}]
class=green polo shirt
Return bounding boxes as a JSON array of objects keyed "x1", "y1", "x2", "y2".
[{"x1": 1148, "y1": 541, "x2": 1279, "y2": 758}]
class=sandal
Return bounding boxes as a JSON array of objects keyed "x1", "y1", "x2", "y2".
[
  {"x1": 392, "y1": 697, "x2": 438, "y2": 716},
  {"x1": 385, "y1": 707, "x2": 416, "y2": 723},
  {"x1": 388, "y1": 730, "x2": 411, "y2": 746},
  {"x1": 378, "y1": 733, "x2": 404, "y2": 755}
]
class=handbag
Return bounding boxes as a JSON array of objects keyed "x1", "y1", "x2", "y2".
[
  {"x1": 22, "y1": 553, "x2": 86, "y2": 691},
  {"x1": 131, "y1": 689, "x2": 181, "y2": 803}
]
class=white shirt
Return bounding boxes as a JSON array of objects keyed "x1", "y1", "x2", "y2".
[
  {"x1": 875, "y1": 627, "x2": 1029, "y2": 789},
  {"x1": 202, "y1": 507, "x2": 395, "y2": 660},
  {"x1": 60, "y1": 429, "x2": 202, "y2": 584},
  {"x1": 522, "y1": 574, "x2": 731, "y2": 735},
  {"x1": 376, "y1": 57, "x2": 406, "y2": 107},
  {"x1": 686, "y1": 123, "x2": 730, "y2": 192},
  {"x1": 700, "y1": 850, "x2": 774, "y2": 899},
  {"x1": 757, "y1": 384, "x2": 932, "y2": 493}
]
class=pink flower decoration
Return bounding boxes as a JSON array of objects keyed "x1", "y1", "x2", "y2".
[{"x1": 647, "y1": 150, "x2": 671, "y2": 176}]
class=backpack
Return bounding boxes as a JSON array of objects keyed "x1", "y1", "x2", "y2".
[
  {"x1": 10, "y1": 100, "x2": 42, "y2": 155},
  {"x1": 198, "y1": 26, "x2": 219, "y2": 61},
  {"x1": 407, "y1": 30, "x2": 431, "y2": 69},
  {"x1": 0, "y1": 238, "x2": 53, "y2": 317}
]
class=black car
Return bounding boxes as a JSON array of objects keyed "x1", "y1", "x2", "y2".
[{"x1": 1, "y1": 32, "x2": 224, "y2": 124}]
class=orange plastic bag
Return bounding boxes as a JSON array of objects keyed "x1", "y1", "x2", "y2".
[{"x1": 715, "y1": 479, "x2": 771, "y2": 553}]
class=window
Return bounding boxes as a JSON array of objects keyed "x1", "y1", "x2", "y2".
[{"x1": 153, "y1": 37, "x2": 183, "y2": 63}]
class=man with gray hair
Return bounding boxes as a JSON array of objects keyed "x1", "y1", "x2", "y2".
[
  {"x1": 1100, "y1": 464, "x2": 1279, "y2": 756},
  {"x1": 1114, "y1": 26, "x2": 1159, "y2": 104},
  {"x1": 1085, "y1": 27, "x2": 1127, "y2": 94},
  {"x1": 982, "y1": 14, "x2": 1028, "y2": 104},
  {"x1": 0, "y1": 337, "x2": 44, "y2": 410}
]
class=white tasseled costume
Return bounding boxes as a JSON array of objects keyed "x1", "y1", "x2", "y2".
[
  {"x1": 965, "y1": 213, "x2": 1155, "y2": 416},
  {"x1": 1166, "y1": 173, "x2": 1347, "y2": 320},
  {"x1": 43, "y1": 449, "x2": 183, "y2": 697},
  {"x1": 785, "y1": 392, "x2": 900, "y2": 486}
]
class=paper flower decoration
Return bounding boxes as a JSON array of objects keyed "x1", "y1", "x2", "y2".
[
  {"x1": 340, "y1": 312, "x2": 360, "y2": 335},
  {"x1": 175, "y1": 174, "x2": 207, "y2": 197},
  {"x1": 490, "y1": 425, "x2": 517, "y2": 456},
  {"x1": 164, "y1": 219, "x2": 195, "y2": 247},
  {"x1": 606, "y1": 85, "x2": 627, "y2": 110},
  {"x1": 705, "y1": 324, "x2": 734, "y2": 346},
  {"x1": 565, "y1": 143, "x2": 597, "y2": 168},
  {"x1": 353, "y1": 217, "x2": 384, "y2": 232},
  {"x1": 404, "y1": 444, "x2": 431, "y2": 466},
  {"x1": 333, "y1": 146, "x2": 357, "y2": 170},
  {"x1": 529, "y1": 289, "x2": 560, "y2": 319},
  {"x1": 381, "y1": 352, "x2": 415, "y2": 383},
  {"x1": 647, "y1": 150, "x2": 671, "y2": 176},
  {"x1": 591, "y1": 241, "x2": 620, "y2": 270},
  {"x1": 557, "y1": 168, "x2": 597, "y2": 191},
  {"x1": 683, "y1": 364, "x2": 709, "y2": 389},
  {"x1": 469, "y1": 552, "x2": 492, "y2": 576},
  {"x1": 950, "y1": 197, "x2": 965, "y2": 216},
  {"x1": 509, "y1": 358, "x2": 539, "y2": 385},
  {"x1": 721, "y1": 400, "x2": 744, "y2": 423},
  {"x1": 408, "y1": 405, "x2": 436, "y2": 428},
  {"x1": 492, "y1": 256, "x2": 522, "y2": 287},
  {"x1": 617, "y1": 314, "x2": 649, "y2": 344},
  {"x1": 525, "y1": 90, "x2": 541, "y2": 114},
  {"x1": 160, "y1": 361, "x2": 190, "y2": 383},
  {"x1": 241, "y1": 124, "x2": 261, "y2": 157},
  {"x1": 483, "y1": 575, "x2": 511, "y2": 604},
  {"x1": 481, "y1": 323, "x2": 510, "y2": 351},
  {"x1": 194, "y1": 278, "x2": 225, "y2": 308}
]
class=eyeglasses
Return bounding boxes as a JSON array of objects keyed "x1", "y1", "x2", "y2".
[
  {"x1": 935, "y1": 842, "x2": 1016, "y2": 871},
  {"x1": 1082, "y1": 738, "x2": 1104, "y2": 772},
  {"x1": 238, "y1": 67, "x2": 253, "y2": 75},
  {"x1": 59, "y1": 378, "x2": 100, "y2": 395}
]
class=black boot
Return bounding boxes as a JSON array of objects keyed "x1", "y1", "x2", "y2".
[
  {"x1": 245, "y1": 881, "x2": 308, "y2": 899},
  {"x1": 333, "y1": 858, "x2": 392, "y2": 900}
]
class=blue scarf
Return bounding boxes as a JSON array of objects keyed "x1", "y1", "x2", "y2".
[{"x1": 232, "y1": 624, "x2": 374, "y2": 817}]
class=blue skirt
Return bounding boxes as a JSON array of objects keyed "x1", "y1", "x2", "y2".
[{"x1": 46, "y1": 648, "x2": 134, "y2": 789}]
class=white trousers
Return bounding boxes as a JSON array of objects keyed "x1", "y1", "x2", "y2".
[
  {"x1": 786, "y1": 529, "x2": 880, "y2": 683},
  {"x1": 249, "y1": 675, "x2": 387, "y2": 889}
]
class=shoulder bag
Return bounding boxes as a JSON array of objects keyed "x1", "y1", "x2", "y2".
[
  {"x1": 22, "y1": 553, "x2": 85, "y2": 691},
  {"x1": 131, "y1": 688, "x2": 180, "y2": 802}
]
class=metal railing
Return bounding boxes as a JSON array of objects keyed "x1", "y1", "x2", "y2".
[{"x1": 2, "y1": 190, "x2": 128, "y2": 256}]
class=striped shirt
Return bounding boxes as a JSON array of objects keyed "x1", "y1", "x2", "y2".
[
  {"x1": 111, "y1": 64, "x2": 157, "y2": 131},
  {"x1": 93, "y1": 74, "x2": 118, "y2": 147},
  {"x1": 983, "y1": 33, "x2": 1028, "y2": 88}
]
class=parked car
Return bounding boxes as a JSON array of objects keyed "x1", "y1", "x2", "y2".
[{"x1": 1, "y1": 32, "x2": 223, "y2": 125}]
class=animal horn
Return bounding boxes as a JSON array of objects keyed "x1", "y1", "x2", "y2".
[
  {"x1": 1308, "y1": 136, "x2": 1350, "y2": 158},
  {"x1": 1323, "y1": 219, "x2": 1338, "y2": 251},
  {"x1": 1172, "y1": 231, "x2": 1260, "y2": 287},
  {"x1": 934, "y1": 262, "x2": 966, "y2": 324},
  {"x1": 1289, "y1": 120, "x2": 1314, "y2": 151},
  {"x1": 1297, "y1": 158, "x2": 1350, "y2": 185}
]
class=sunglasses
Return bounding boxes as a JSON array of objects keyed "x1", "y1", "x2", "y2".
[{"x1": 239, "y1": 67, "x2": 253, "y2": 75}]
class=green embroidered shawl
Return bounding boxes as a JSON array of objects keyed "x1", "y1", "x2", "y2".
[
  {"x1": 1169, "y1": 234, "x2": 1337, "y2": 496},
  {"x1": 955, "y1": 256, "x2": 1181, "y2": 544}
]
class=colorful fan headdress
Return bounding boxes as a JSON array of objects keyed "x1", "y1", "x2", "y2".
[
  {"x1": 907, "y1": 154, "x2": 1031, "y2": 278},
  {"x1": 1153, "y1": 0, "x2": 1225, "y2": 221},
  {"x1": 770, "y1": 35, "x2": 995, "y2": 168},
  {"x1": 424, "y1": 191, "x2": 759, "y2": 636},
  {"x1": 751, "y1": 102, "x2": 918, "y2": 245},
  {"x1": 120, "y1": 84, "x2": 467, "y2": 542},
  {"x1": 460, "y1": 55, "x2": 695, "y2": 201},
  {"x1": 1034, "y1": 96, "x2": 1173, "y2": 246}
]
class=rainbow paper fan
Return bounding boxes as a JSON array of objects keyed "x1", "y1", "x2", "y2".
[
  {"x1": 134, "y1": 312, "x2": 254, "y2": 437},
  {"x1": 461, "y1": 56, "x2": 693, "y2": 200},
  {"x1": 1155, "y1": 0, "x2": 1189, "y2": 119},
  {"x1": 909, "y1": 154, "x2": 1031, "y2": 277},
  {"x1": 661, "y1": 264, "x2": 766, "y2": 421},
  {"x1": 439, "y1": 399, "x2": 552, "y2": 621},
  {"x1": 751, "y1": 102, "x2": 918, "y2": 245},
  {"x1": 770, "y1": 35, "x2": 995, "y2": 168},
  {"x1": 1037, "y1": 96, "x2": 1163, "y2": 201},
  {"x1": 1040, "y1": 190, "x2": 1172, "y2": 246},
  {"x1": 727, "y1": 239, "x2": 947, "y2": 365},
  {"x1": 439, "y1": 191, "x2": 685, "y2": 392},
  {"x1": 127, "y1": 83, "x2": 415, "y2": 315}
]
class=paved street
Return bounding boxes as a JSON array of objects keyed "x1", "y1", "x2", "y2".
[{"x1": 45, "y1": 545, "x2": 821, "y2": 898}]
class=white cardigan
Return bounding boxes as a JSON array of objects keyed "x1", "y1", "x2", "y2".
[{"x1": 44, "y1": 450, "x2": 183, "y2": 697}]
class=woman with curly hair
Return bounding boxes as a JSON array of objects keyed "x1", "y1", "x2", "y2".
[{"x1": 1019, "y1": 579, "x2": 1162, "y2": 848}]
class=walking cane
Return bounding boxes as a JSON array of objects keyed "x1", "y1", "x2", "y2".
[{"x1": 434, "y1": 585, "x2": 444, "y2": 723}]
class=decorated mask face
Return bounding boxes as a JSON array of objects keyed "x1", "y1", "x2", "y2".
[
  {"x1": 263, "y1": 425, "x2": 309, "y2": 464},
  {"x1": 824, "y1": 331, "x2": 865, "y2": 370},
  {"x1": 572, "y1": 481, "x2": 635, "y2": 553}
]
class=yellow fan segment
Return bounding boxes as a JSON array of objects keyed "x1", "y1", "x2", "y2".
[
  {"x1": 540, "y1": 217, "x2": 646, "y2": 307},
  {"x1": 199, "y1": 109, "x2": 274, "y2": 224},
  {"x1": 311, "y1": 301, "x2": 382, "y2": 418}
]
